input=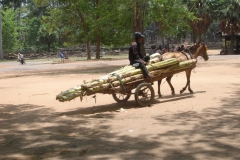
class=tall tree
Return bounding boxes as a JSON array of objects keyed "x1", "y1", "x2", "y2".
[
  {"x1": 148, "y1": 0, "x2": 196, "y2": 46},
  {"x1": 95, "y1": 0, "x2": 100, "y2": 59},
  {"x1": 214, "y1": 0, "x2": 240, "y2": 54},
  {"x1": 0, "y1": 0, "x2": 28, "y2": 10},
  {"x1": 34, "y1": 0, "x2": 134, "y2": 59},
  {"x1": 41, "y1": 0, "x2": 94, "y2": 59},
  {"x1": 90, "y1": 0, "x2": 133, "y2": 58},
  {"x1": 31, "y1": 0, "x2": 198, "y2": 57},
  {"x1": 38, "y1": 19, "x2": 58, "y2": 52},
  {"x1": 21, "y1": 1, "x2": 47, "y2": 52},
  {"x1": 1, "y1": 8, "x2": 20, "y2": 52},
  {"x1": 133, "y1": 0, "x2": 146, "y2": 55},
  {"x1": 184, "y1": 0, "x2": 213, "y2": 42},
  {"x1": 0, "y1": 12, "x2": 3, "y2": 60}
]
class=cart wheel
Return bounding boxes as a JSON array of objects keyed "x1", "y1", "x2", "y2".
[
  {"x1": 112, "y1": 91, "x2": 131, "y2": 103},
  {"x1": 135, "y1": 83, "x2": 155, "y2": 107}
]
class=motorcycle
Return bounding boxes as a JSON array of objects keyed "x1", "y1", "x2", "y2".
[{"x1": 18, "y1": 58, "x2": 26, "y2": 65}]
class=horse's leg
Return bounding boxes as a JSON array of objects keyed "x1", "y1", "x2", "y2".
[
  {"x1": 180, "y1": 70, "x2": 191, "y2": 94},
  {"x1": 166, "y1": 75, "x2": 175, "y2": 95},
  {"x1": 187, "y1": 69, "x2": 194, "y2": 94},
  {"x1": 157, "y1": 79, "x2": 162, "y2": 98}
]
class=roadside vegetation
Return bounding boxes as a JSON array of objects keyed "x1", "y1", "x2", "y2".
[{"x1": 0, "y1": 0, "x2": 239, "y2": 60}]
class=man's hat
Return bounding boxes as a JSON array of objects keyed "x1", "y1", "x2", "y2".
[{"x1": 134, "y1": 32, "x2": 145, "y2": 38}]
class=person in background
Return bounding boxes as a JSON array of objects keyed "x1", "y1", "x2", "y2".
[
  {"x1": 156, "y1": 45, "x2": 163, "y2": 54},
  {"x1": 129, "y1": 32, "x2": 152, "y2": 79},
  {"x1": 64, "y1": 51, "x2": 69, "y2": 59},
  {"x1": 17, "y1": 53, "x2": 23, "y2": 61},
  {"x1": 149, "y1": 45, "x2": 156, "y2": 55},
  {"x1": 59, "y1": 50, "x2": 65, "y2": 63},
  {"x1": 170, "y1": 46, "x2": 176, "y2": 52},
  {"x1": 162, "y1": 46, "x2": 169, "y2": 54},
  {"x1": 180, "y1": 45, "x2": 185, "y2": 51},
  {"x1": 17, "y1": 53, "x2": 26, "y2": 64}
]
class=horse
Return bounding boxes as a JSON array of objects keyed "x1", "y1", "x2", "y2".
[{"x1": 157, "y1": 43, "x2": 209, "y2": 98}]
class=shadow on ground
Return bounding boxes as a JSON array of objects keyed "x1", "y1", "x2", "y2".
[
  {"x1": 0, "y1": 85, "x2": 239, "y2": 159},
  {"x1": 154, "y1": 84, "x2": 240, "y2": 160},
  {"x1": 0, "y1": 103, "x2": 160, "y2": 160},
  {"x1": 58, "y1": 91, "x2": 200, "y2": 117}
]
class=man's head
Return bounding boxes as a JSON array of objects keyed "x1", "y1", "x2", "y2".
[{"x1": 135, "y1": 32, "x2": 144, "y2": 43}]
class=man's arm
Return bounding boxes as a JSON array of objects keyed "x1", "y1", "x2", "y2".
[{"x1": 132, "y1": 43, "x2": 139, "y2": 58}]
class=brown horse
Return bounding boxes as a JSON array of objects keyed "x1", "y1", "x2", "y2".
[{"x1": 157, "y1": 43, "x2": 209, "y2": 97}]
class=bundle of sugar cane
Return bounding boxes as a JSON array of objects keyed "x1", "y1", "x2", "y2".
[
  {"x1": 152, "y1": 59, "x2": 196, "y2": 78},
  {"x1": 56, "y1": 58, "x2": 196, "y2": 102},
  {"x1": 56, "y1": 58, "x2": 178, "y2": 102},
  {"x1": 80, "y1": 58, "x2": 178, "y2": 89}
]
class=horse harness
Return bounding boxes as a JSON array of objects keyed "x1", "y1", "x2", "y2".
[{"x1": 181, "y1": 50, "x2": 193, "y2": 60}]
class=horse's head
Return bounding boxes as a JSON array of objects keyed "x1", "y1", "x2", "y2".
[{"x1": 189, "y1": 43, "x2": 209, "y2": 61}]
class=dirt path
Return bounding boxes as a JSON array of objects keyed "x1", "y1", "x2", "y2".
[{"x1": 0, "y1": 54, "x2": 240, "y2": 160}]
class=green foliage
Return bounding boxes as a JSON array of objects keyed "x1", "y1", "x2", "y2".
[
  {"x1": 33, "y1": 0, "x2": 134, "y2": 48},
  {"x1": 210, "y1": 0, "x2": 240, "y2": 34},
  {"x1": 0, "y1": 0, "x2": 28, "y2": 10},
  {"x1": 89, "y1": 0, "x2": 133, "y2": 47},
  {"x1": 1, "y1": 8, "x2": 21, "y2": 52},
  {"x1": 147, "y1": 0, "x2": 196, "y2": 37},
  {"x1": 23, "y1": 17, "x2": 41, "y2": 50},
  {"x1": 21, "y1": 1, "x2": 59, "y2": 52},
  {"x1": 3, "y1": 0, "x2": 236, "y2": 54},
  {"x1": 211, "y1": 0, "x2": 240, "y2": 20},
  {"x1": 211, "y1": 0, "x2": 240, "y2": 54}
]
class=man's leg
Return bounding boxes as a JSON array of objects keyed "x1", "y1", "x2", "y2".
[
  {"x1": 139, "y1": 63, "x2": 151, "y2": 78},
  {"x1": 134, "y1": 60, "x2": 150, "y2": 78}
]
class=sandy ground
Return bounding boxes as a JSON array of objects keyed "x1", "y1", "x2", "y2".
[{"x1": 0, "y1": 50, "x2": 240, "y2": 160}]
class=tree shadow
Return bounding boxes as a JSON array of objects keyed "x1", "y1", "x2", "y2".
[
  {"x1": 153, "y1": 84, "x2": 240, "y2": 160},
  {"x1": 0, "y1": 104, "x2": 161, "y2": 160},
  {"x1": 58, "y1": 97, "x2": 161, "y2": 116},
  {"x1": 1, "y1": 85, "x2": 239, "y2": 160},
  {"x1": 155, "y1": 91, "x2": 206, "y2": 103}
]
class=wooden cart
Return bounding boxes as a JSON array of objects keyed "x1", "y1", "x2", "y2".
[{"x1": 94, "y1": 66, "x2": 195, "y2": 107}]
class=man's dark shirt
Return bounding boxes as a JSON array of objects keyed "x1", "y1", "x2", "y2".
[{"x1": 128, "y1": 42, "x2": 143, "y2": 65}]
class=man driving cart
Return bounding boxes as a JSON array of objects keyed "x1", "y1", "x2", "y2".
[{"x1": 128, "y1": 32, "x2": 152, "y2": 79}]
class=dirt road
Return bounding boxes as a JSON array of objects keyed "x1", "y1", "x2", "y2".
[{"x1": 0, "y1": 54, "x2": 240, "y2": 160}]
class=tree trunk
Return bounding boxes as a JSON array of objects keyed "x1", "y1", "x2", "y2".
[
  {"x1": 192, "y1": 32, "x2": 196, "y2": 43},
  {"x1": 75, "y1": 2, "x2": 91, "y2": 60},
  {"x1": 198, "y1": 34, "x2": 202, "y2": 43},
  {"x1": 47, "y1": 42, "x2": 51, "y2": 53},
  {"x1": 133, "y1": 1, "x2": 145, "y2": 56},
  {"x1": 95, "y1": 0, "x2": 101, "y2": 59},
  {"x1": 229, "y1": 35, "x2": 235, "y2": 54},
  {"x1": 167, "y1": 37, "x2": 170, "y2": 52},
  {"x1": 0, "y1": 13, "x2": 3, "y2": 60},
  {"x1": 96, "y1": 34, "x2": 101, "y2": 59},
  {"x1": 86, "y1": 40, "x2": 91, "y2": 60}
]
